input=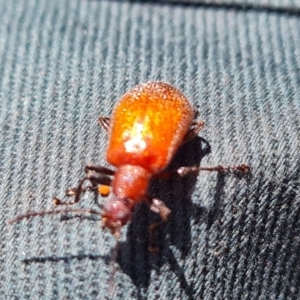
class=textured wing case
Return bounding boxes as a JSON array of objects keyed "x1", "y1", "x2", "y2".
[{"x1": 107, "y1": 82, "x2": 194, "y2": 173}]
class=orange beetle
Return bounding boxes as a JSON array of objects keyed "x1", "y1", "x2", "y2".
[
  {"x1": 59, "y1": 82, "x2": 203, "y2": 238},
  {"x1": 100, "y1": 82, "x2": 195, "y2": 233},
  {"x1": 9, "y1": 82, "x2": 249, "y2": 243}
]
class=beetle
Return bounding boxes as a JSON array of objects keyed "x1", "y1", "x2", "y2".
[{"x1": 9, "y1": 82, "x2": 249, "y2": 246}]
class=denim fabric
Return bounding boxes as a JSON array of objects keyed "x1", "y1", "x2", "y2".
[{"x1": 0, "y1": 0, "x2": 299, "y2": 299}]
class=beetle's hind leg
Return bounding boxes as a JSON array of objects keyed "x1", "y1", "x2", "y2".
[
  {"x1": 146, "y1": 197, "x2": 171, "y2": 253},
  {"x1": 53, "y1": 165, "x2": 115, "y2": 206}
]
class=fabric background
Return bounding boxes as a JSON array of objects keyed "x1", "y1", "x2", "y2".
[
  {"x1": 0, "y1": 0, "x2": 299, "y2": 299},
  {"x1": 144, "y1": 0, "x2": 300, "y2": 11}
]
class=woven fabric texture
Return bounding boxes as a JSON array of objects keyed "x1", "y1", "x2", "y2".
[
  {"x1": 0, "y1": 0, "x2": 299, "y2": 299},
  {"x1": 137, "y1": 0, "x2": 300, "y2": 11}
]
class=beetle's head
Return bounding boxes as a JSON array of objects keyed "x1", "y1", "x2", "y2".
[{"x1": 101, "y1": 196, "x2": 133, "y2": 238}]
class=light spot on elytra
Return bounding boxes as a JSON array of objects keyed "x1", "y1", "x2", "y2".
[{"x1": 124, "y1": 122, "x2": 148, "y2": 153}]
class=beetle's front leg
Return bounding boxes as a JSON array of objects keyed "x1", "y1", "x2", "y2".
[
  {"x1": 53, "y1": 165, "x2": 114, "y2": 206},
  {"x1": 85, "y1": 164, "x2": 115, "y2": 176}
]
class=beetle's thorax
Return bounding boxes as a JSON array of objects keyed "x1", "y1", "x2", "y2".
[{"x1": 112, "y1": 164, "x2": 151, "y2": 202}]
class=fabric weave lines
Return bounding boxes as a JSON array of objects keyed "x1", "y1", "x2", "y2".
[
  {"x1": 0, "y1": 0, "x2": 299, "y2": 299},
  {"x1": 138, "y1": 0, "x2": 300, "y2": 10}
]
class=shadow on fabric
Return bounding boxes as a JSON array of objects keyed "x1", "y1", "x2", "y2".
[{"x1": 19, "y1": 136, "x2": 257, "y2": 299}]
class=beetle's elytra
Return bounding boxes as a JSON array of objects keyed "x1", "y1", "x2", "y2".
[{"x1": 9, "y1": 82, "x2": 250, "y2": 248}]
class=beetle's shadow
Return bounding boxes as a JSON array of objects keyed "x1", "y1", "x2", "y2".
[
  {"x1": 20, "y1": 136, "x2": 230, "y2": 299},
  {"x1": 115, "y1": 136, "x2": 224, "y2": 297}
]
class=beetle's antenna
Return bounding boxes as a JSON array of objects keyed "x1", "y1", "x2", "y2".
[{"x1": 7, "y1": 208, "x2": 101, "y2": 225}]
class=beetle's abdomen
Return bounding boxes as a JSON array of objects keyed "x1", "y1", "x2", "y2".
[{"x1": 107, "y1": 82, "x2": 194, "y2": 174}]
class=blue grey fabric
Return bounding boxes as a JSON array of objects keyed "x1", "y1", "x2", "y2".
[
  {"x1": 138, "y1": 0, "x2": 300, "y2": 11},
  {"x1": 0, "y1": 0, "x2": 299, "y2": 299}
]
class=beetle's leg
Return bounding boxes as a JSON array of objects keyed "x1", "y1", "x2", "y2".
[
  {"x1": 83, "y1": 165, "x2": 115, "y2": 197},
  {"x1": 99, "y1": 116, "x2": 110, "y2": 132},
  {"x1": 85, "y1": 164, "x2": 115, "y2": 176},
  {"x1": 193, "y1": 108, "x2": 200, "y2": 119},
  {"x1": 146, "y1": 197, "x2": 171, "y2": 252},
  {"x1": 73, "y1": 173, "x2": 112, "y2": 196},
  {"x1": 176, "y1": 164, "x2": 250, "y2": 175},
  {"x1": 53, "y1": 165, "x2": 114, "y2": 206},
  {"x1": 53, "y1": 173, "x2": 112, "y2": 206},
  {"x1": 183, "y1": 120, "x2": 205, "y2": 144},
  {"x1": 182, "y1": 107, "x2": 204, "y2": 144},
  {"x1": 154, "y1": 164, "x2": 250, "y2": 179}
]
